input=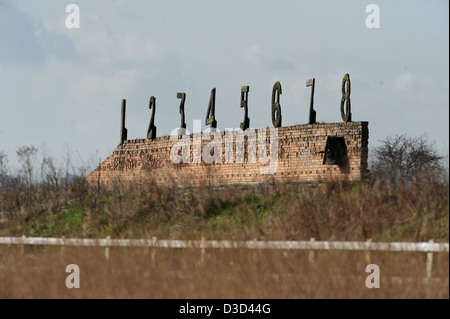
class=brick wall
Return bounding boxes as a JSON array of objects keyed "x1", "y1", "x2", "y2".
[{"x1": 86, "y1": 121, "x2": 369, "y2": 187}]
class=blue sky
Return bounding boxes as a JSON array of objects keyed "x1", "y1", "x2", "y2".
[{"x1": 0, "y1": 0, "x2": 448, "y2": 172}]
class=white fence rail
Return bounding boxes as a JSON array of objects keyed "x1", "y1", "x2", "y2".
[
  {"x1": 0, "y1": 236, "x2": 448, "y2": 252},
  {"x1": 1, "y1": 236, "x2": 448, "y2": 278}
]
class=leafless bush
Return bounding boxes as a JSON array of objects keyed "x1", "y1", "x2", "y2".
[
  {"x1": 16, "y1": 145, "x2": 38, "y2": 189},
  {"x1": 0, "y1": 145, "x2": 98, "y2": 191},
  {"x1": 0, "y1": 151, "x2": 8, "y2": 188},
  {"x1": 41, "y1": 154, "x2": 62, "y2": 189},
  {"x1": 370, "y1": 134, "x2": 445, "y2": 185}
]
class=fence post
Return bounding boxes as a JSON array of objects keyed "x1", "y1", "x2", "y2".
[
  {"x1": 151, "y1": 236, "x2": 157, "y2": 265},
  {"x1": 426, "y1": 239, "x2": 434, "y2": 279},
  {"x1": 21, "y1": 235, "x2": 26, "y2": 255},
  {"x1": 200, "y1": 237, "x2": 206, "y2": 265},
  {"x1": 105, "y1": 236, "x2": 111, "y2": 260},
  {"x1": 365, "y1": 238, "x2": 372, "y2": 264},
  {"x1": 60, "y1": 236, "x2": 66, "y2": 261},
  {"x1": 309, "y1": 238, "x2": 315, "y2": 264}
]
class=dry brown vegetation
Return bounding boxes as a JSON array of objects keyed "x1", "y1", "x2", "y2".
[
  {"x1": 1, "y1": 245, "x2": 448, "y2": 299},
  {"x1": 1, "y1": 177, "x2": 448, "y2": 243},
  {"x1": 0, "y1": 175, "x2": 448, "y2": 299}
]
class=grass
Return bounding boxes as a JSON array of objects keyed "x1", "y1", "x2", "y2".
[
  {"x1": 1, "y1": 245, "x2": 448, "y2": 298},
  {"x1": 0, "y1": 176, "x2": 448, "y2": 298},
  {"x1": 1, "y1": 178, "x2": 448, "y2": 242}
]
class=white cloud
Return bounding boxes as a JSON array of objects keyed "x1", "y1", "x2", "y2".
[
  {"x1": 70, "y1": 69, "x2": 138, "y2": 100},
  {"x1": 322, "y1": 72, "x2": 346, "y2": 93},
  {"x1": 116, "y1": 34, "x2": 161, "y2": 61},
  {"x1": 0, "y1": 1, "x2": 45, "y2": 64},
  {"x1": 34, "y1": 7, "x2": 163, "y2": 68},
  {"x1": 242, "y1": 44, "x2": 264, "y2": 68},
  {"x1": 395, "y1": 72, "x2": 414, "y2": 91},
  {"x1": 241, "y1": 43, "x2": 295, "y2": 74}
]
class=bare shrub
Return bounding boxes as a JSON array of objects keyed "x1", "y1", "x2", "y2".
[
  {"x1": 41, "y1": 154, "x2": 61, "y2": 189},
  {"x1": 370, "y1": 134, "x2": 445, "y2": 185},
  {"x1": 0, "y1": 151, "x2": 8, "y2": 188},
  {"x1": 16, "y1": 145, "x2": 38, "y2": 189}
]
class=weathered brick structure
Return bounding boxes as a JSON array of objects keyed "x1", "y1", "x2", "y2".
[{"x1": 86, "y1": 121, "x2": 369, "y2": 187}]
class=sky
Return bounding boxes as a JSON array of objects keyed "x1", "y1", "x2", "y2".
[{"x1": 0, "y1": 0, "x2": 449, "y2": 173}]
